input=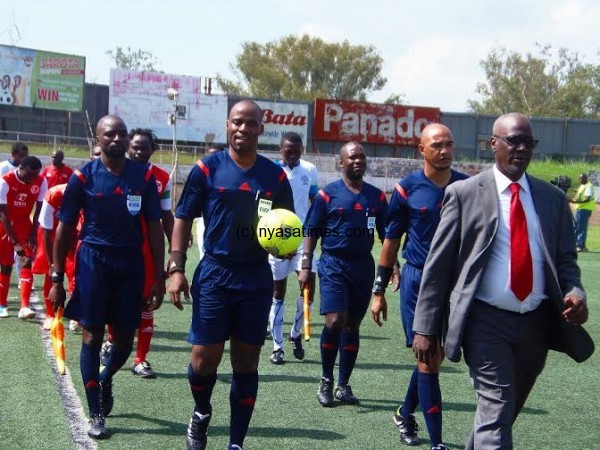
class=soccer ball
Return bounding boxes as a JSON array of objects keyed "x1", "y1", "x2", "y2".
[{"x1": 257, "y1": 209, "x2": 303, "y2": 257}]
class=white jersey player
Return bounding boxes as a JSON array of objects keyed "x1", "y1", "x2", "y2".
[{"x1": 268, "y1": 132, "x2": 318, "y2": 365}]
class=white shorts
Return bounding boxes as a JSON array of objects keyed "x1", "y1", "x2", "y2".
[{"x1": 268, "y1": 242, "x2": 317, "y2": 281}]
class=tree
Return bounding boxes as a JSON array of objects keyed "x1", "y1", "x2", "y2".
[
  {"x1": 468, "y1": 44, "x2": 600, "y2": 119},
  {"x1": 106, "y1": 46, "x2": 159, "y2": 72},
  {"x1": 216, "y1": 34, "x2": 387, "y2": 102},
  {"x1": 383, "y1": 93, "x2": 406, "y2": 105}
]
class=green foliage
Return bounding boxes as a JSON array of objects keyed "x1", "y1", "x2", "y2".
[
  {"x1": 383, "y1": 93, "x2": 406, "y2": 105},
  {"x1": 468, "y1": 44, "x2": 600, "y2": 119},
  {"x1": 106, "y1": 46, "x2": 159, "y2": 72},
  {"x1": 216, "y1": 34, "x2": 388, "y2": 102}
]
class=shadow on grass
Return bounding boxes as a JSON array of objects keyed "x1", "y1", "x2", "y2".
[
  {"x1": 248, "y1": 426, "x2": 345, "y2": 441},
  {"x1": 519, "y1": 406, "x2": 548, "y2": 416},
  {"x1": 149, "y1": 343, "x2": 190, "y2": 352},
  {"x1": 153, "y1": 330, "x2": 189, "y2": 341},
  {"x1": 259, "y1": 374, "x2": 317, "y2": 384},
  {"x1": 109, "y1": 412, "x2": 186, "y2": 436},
  {"x1": 109, "y1": 414, "x2": 345, "y2": 441}
]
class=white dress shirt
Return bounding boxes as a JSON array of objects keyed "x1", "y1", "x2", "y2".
[{"x1": 475, "y1": 165, "x2": 547, "y2": 313}]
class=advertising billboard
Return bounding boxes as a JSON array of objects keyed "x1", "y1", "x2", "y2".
[
  {"x1": 313, "y1": 98, "x2": 440, "y2": 146},
  {"x1": 0, "y1": 44, "x2": 85, "y2": 111},
  {"x1": 255, "y1": 100, "x2": 309, "y2": 146},
  {"x1": 109, "y1": 68, "x2": 227, "y2": 143}
]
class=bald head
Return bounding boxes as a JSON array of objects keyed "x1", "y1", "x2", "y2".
[
  {"x1": 420, "y1": 123, "x2": 452, "y2": 145},
  {"x1": 491, "y1": 112, "x2": 536, "y2": 181},
  {"x1": 226, "y1": 100, "x2": 264, "y2": 154},
  {"x1": 96, "y1": 115, "x2": 129, "y2": 158},
  {"x1": 96, "y1": 114, "x2": 126, "y2": 135},
  {"x1": 340, "y1": 141, "x2": 363, "y2": 159},
  {"x1": 419, "y1": 123, "x2": 454, "y2": 173},
  {"x1": 228, "y1": 100, "x2": 263, "y2": 123},
  {"x1": 339, "y1": 141, "x2": 367, "y2": 181},
  {"x1": 492, "y1": 112, "x2": 532, "y2": 136}
]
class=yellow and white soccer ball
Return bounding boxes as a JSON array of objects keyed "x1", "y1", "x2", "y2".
[{"x1": 257, "y1": 209, "x2": 303, "y2": 257}]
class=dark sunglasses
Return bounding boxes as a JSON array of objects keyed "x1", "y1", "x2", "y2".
[{"x1": 493, "y1": 135, "x2": 539, "y2": 150}]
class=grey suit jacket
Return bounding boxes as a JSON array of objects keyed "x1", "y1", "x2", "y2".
[{"x1": 413, "y1": 168, "x2": 594, "y2": 363}]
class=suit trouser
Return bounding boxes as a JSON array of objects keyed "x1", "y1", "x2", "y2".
[{"x1": 462, "y1": 300, "x2": 552, "y2": 450}]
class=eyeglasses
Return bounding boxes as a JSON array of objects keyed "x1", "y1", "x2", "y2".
[{"x1": 493, "y1": 135, "x2": 539, "y2": 150}]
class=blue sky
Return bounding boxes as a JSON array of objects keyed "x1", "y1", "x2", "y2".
[{"x1": 1, "y1": 0, "x2": 598, "y2": 112}]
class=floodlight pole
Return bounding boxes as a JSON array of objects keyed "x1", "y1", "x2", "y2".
[{"x1": 169, "y1": 91, "x2": 180, "y2": 212}]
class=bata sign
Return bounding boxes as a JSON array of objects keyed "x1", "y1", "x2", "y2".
[
  {"x1": 256, "y1": 100, "x2": 309, "y2": 146},
  {"x1": 314, "y1": 99, "x2": 440, "y2": 146}
]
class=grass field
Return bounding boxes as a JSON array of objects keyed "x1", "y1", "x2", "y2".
[{"x1": 1, "y1": 226, "x2": 599, "y2": 449}]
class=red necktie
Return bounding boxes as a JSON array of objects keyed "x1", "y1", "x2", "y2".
[{"x1": 509, "y1": 182, "x2": 533, "y2": 301}]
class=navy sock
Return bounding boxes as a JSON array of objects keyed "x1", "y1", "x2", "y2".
[
  {"x1": 400, "y1": 367, "x2": 420, "y2": 418},
  {"x1": 320, "y1": 326, "x2": 341, "y2": 381},
  {"x1": 418, "y1": 372, "x2": 443, "y2": 446},
  {"x1": 188, "y1": 364, "x2": 216, "y2": 433},
  {"x1": 338, "y1": 331, "x2": 359, "y2": 385},
  {"x1": 229, "y1": 371, "x2": 258, "y2": 447},
  {"x1": 100, "y1": 341, "x2": 132, "y2": 384},
  {"x1": 80, "y1": 341, "x2": 101, "y2": 415}
]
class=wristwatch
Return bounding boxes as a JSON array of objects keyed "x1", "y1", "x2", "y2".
[{"x1": 51, "y1": 271, "x2": 64, "y2": 283}]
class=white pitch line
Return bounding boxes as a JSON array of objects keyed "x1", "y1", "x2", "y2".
[{"x1": 33, "y1": 302, "x2": 98, "y2": 450}]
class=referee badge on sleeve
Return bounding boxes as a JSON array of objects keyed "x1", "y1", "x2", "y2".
[{"x1": 127, "y1": 194, "x2": 142, "y2": 215}]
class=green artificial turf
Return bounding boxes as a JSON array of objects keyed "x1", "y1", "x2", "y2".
[{"x1": 2, "y1": 233, "x2": 599, "y2": 449}]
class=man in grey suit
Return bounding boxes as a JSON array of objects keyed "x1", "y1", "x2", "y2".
[{"x1": 412, "y1": 112, "x2": 592, "y2": 449}]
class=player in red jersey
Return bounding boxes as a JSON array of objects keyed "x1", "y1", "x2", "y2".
[
  {"x1": 100, "y1": 128, "x2": 174, "y2": 379},
  {"x1": 32, "y1": 183, "x2": 78, "y2": 329},
  {"x1": 40, "y1": 150, "x2": 74, "y2": 188},
  {"x1": 0, "y1": 156, "x2": 47, "y2": 319}
]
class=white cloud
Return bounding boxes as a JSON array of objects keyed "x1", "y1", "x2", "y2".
[
  {"x1": 550, "y1": 0, "x2": 596, "y2": 36},
  {"x1": 379, "y1": 36, "x2": 490, "y2": 111}
]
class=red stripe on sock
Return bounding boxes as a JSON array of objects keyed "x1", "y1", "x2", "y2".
[
  {"x1": 239, "y1": 396, "x2": 255, "y2": 407},
  {"x1": 85, "y1": 380, "x2": 99, "y2": 389},
  {"x1": 342, "y1": 344, "x2": 359, "y2": 352},
  {"x1": 427, "y1": 404, "x2": 441, "y2": 414},
  {"x1": 190, "y1": 385, "x2": 207, "y2": 392},
  {"x1": 321, "y1": 343, "x2": 335, "y2": 350}
]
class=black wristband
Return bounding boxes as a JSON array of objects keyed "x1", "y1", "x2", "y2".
[
  {"x1": 51, "y1": 271, "x2": 65, "y2": 283},
  {"x1": 168, "y1": 250, "x2": 187, "y2": 275},
  {"x1": 301, "y1": 252, "x2": 313, "y2": 270},
  {"x1": 372, "y1": 265, "x2": 393, "y2": 294}
]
